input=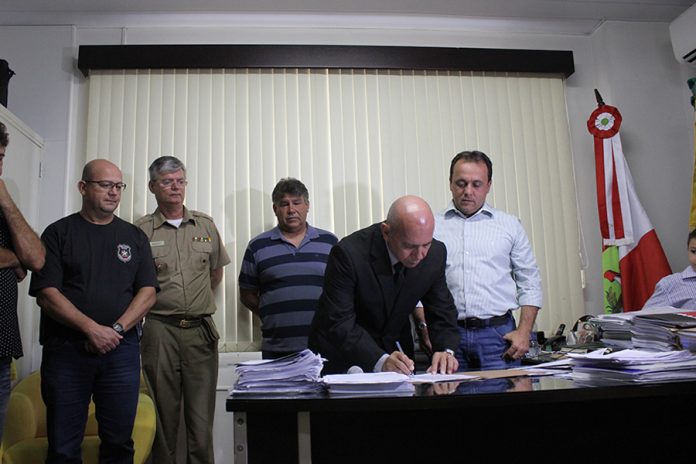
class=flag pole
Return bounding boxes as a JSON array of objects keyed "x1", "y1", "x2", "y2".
[
  {"x1": 594, "y1": 89, "x2": 605, "y2": 107},
  {"x1": 590, "y1": 89, "x2": 621, "y2": 312},
  {"x1": 588, "y1": 93, "x2": 672, "y2": 312}
]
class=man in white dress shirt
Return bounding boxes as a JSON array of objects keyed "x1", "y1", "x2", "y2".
[{"x1": 417, "y1": 150, "x2": 542, "y2": 370}]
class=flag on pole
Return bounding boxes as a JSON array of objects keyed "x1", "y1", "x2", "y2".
[
  {"x1": 587, "y1": 99, "x2": 672, "y2": 312},
  {"x1": 688, "y1": 78, "x2": 696, "y2": 231}
]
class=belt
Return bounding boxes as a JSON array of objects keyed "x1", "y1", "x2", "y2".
[
  {"x1": 457, "y1": 311, "x2": 512, "y2": 329},
  {"x1": 147, "y1": 313, "x2": 204, "y2": 329}
]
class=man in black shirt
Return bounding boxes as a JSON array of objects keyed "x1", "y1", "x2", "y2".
[
  {"x1": 0, "y1": 121, "x2": 45, "y2": 444},
  {"x1": 30, "y1": 159, "x2": 158, "y2": 464}
]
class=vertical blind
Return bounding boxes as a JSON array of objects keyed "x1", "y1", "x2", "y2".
[{"x1": 86, "y1": 68, "x2": 583, "y2": 351}]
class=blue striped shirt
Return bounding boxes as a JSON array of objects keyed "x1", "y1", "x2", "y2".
[
  {"x1": 434, "y1": 202, "x2": 542, "y2": 319},
  {"x1": 239, "y1": 225, "x2": 337, "y2": 353},
  {"x1": 644, "y1": 266, "x2": 696, "y2": 310}
]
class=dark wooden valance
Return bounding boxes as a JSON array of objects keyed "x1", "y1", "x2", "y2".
[{"x1": 78, "y1": 44, "x2": 574, "y2": 77}]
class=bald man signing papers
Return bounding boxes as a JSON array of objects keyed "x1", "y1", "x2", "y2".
[{"x1": 309, "y1": 195, "x2": 459, "y2": 375}]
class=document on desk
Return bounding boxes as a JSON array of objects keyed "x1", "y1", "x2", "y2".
[
  {"x1": 408, "y1": 373, "x2": 479, "y2": 384},
  {"x1": 677, "y1": 327, "x2": 696, "y2": 351},
  {"x1": 519, "y1": 358, "x2": 573, "y2": 370},
  {"x1": 322, "y1": 372, "x2": 415, "y2": 396},
  {"x1": 629, "y1": 313, "x2": 696, "y2": 351},
  {"x1": 593, "y1": 306, "x2": 690, "y2": 350},
  {"x1": 567, "y1": 348, "x2": 696, "y2": 366},
  {"x1": 464, "y1": 368, "x2": 552, "y2": 379},
  {"x1": 232, "y1": 349, "x2": 325, "y2": 395},
  {"x1": 634, "y1": 311, "x2": 696, "y2": 328},
  {"x1": 568, "y1": 348, "x2": 696, "y2": 384},
  {"x1": 572, "y1": 364, "x2": 696, "y2": 385}
]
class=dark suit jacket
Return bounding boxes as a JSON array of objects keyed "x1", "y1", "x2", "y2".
[{"x1": 309, "y1": 223, "x2": 459, "y2": 374}]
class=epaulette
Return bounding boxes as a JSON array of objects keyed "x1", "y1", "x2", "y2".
[
  {"x1": 190, "y1": 210, "x2": 214, "y2": 222},
  {"x1": 133, "y1": 214, "x2": 154, "y2": 227}
]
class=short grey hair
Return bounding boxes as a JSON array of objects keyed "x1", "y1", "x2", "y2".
[{"x1": 148, "y1": 156, "x2": 186, "y2": 181}]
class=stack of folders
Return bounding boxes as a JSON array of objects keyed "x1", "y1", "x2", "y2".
[
  {"x1": 231, "y1": 349, "x2": 325, "y2": 396},
  {"x1": 568, "y1": 348, "x2": 696, "y2": 385},
  {"x1": 591, "y1": 313, "x2": 634, "y2": 349},
  {"x1": 322, "y1": 372, "x2": 415, "y2": 397},
  {"x1": 678, "y1": 328, "x2": 696, "y2": 351},
  {"x1": 592, "y1": 307, "x2": 696, "y2": 350},
  {"x1": 631, "y1": 311, "x2": 696, "y2": 351}
]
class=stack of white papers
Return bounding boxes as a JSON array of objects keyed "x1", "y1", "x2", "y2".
[
  {"x1": 677, "y1": 328, "x2": 696, "y2": 351},
  {"x1": 519, "y1": 358, "x2": 573, "y2": 371},
  {"x1": 231, "y1": 349, "x2": 325, "y2": 395},
  {"x1": 322, "y1": 372, "x2": 415, "y2": 397},
  {"x1": 630, "y1": 321, "x2": 680, "y2": 351},
  {"x1": 631, "y1": 311, "x2": 696, "y2": 351},
  {"x1": 321, "y1": 372, "x2": 482, "y2": 396},
  {"x1": 408, "y1": 372, "x2": 479, "y2": 384},
  {"x1": 568, "y1": 348, "x2": 696, "y2": 385},
  {"x1": 592, "y1": 307, "x2": 696, "y2": 350},
  {"x1": 591, "y1": 313, "x2": 634, "y2": 349}
]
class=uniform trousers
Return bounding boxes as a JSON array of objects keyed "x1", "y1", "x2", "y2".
[
  {"x1": 141, "y1": 317, "x2": 218, "y2": 464},
  {"x1": 41, "y1": 332, "x2": 141, "y2": 464}
]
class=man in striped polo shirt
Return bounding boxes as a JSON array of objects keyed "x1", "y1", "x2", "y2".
[{"x1": 239, "y1": 178, "x2": 338, "y2": 359}]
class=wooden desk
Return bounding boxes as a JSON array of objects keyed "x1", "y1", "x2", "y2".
[{"x1": 227, "y1": 376, "x2": 696, "y2": 464}]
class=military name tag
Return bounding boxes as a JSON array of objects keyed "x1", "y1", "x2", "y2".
[{"x1": 150, "y1": 240, "x2": 166, "y2": 247}]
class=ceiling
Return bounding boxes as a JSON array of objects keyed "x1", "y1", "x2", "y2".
[{"x1": 2, "y1": 0, "x2": 694, "y2": 35}]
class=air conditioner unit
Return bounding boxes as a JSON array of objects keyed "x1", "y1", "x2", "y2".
[{"x1": 670, "y1": 3, "x2": 696, "y2": 65}]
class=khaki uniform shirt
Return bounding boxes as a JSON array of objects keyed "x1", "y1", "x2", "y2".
[{"x1": 135, "y1": 207, "x2": 230, "y2": 317}]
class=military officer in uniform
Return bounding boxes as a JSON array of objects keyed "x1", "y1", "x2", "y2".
[{"x1": 136, "y1": 156, "x2": 230, "y2": 464}]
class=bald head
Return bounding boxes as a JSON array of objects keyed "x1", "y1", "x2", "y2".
[
  {"x1": 79, "y1": 159, "x2": 123, "y2": 223},
  {"x1": 381, "y1": 195, "x2": 435, "y2": 268},
  {"x1": 385, "y1": 195, "x2": 434, "y2": 233},
  {"x1": 82, "y1": 159, "x2": 121, "y2": 182}
]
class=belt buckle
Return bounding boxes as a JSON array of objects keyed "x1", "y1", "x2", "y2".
[{"x1": 179, "y1": 319, "x2": 191, "y2": 328}]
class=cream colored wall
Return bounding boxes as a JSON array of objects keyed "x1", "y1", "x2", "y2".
[
  {"x1": 1, "y1": 14, "x2": 694, "y2": 464},
  {"x1": 2, "y1": 18, "x2": 692, "y2": 318}
]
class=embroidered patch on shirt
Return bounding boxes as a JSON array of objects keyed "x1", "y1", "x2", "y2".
[{"x1": 117, "y1": 244, "x2": 132, "y2": 263}]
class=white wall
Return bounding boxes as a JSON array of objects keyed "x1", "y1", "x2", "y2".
[
  {"x1": 2, "y1": 14, "x2": 694, "y2": 463},
  {"x1": 590, "y1": 21, "x2": 694, "y2": 269},
  {"x1": 0, "y1": 26, "x2": 78, "y2": 232},
  {"x1": 2, "y1": 17, "x2": 693, "y2": 322}
]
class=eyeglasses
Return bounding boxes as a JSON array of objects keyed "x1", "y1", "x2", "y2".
[
  {"x1": 83, "y1": 180, "x2": 127, "y2": 192},
  {"x1": 157, "y1": 178, "x2": 188, "y2": 189}
]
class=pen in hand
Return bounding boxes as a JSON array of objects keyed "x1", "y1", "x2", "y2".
[{"x1": 395, "y1": 341, "x2": 414, "y2": 375}]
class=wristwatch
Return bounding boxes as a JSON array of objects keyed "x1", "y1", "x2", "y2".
[
  {"x1": 112, "y1": 322, "x2": 124, "y2": 335},
  {"x1": 417, "y1": 321, "x2": 428, "y2": 330}
]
